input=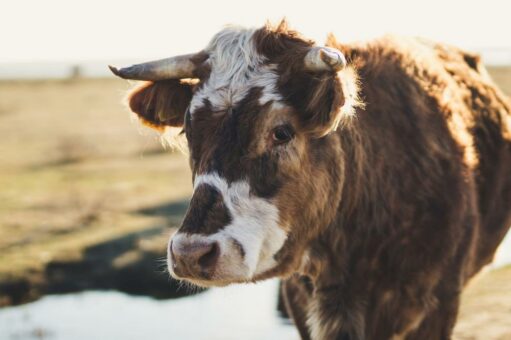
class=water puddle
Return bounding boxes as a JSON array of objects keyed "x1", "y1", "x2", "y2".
[
  {"x1": 1, "y1": 232, "x2": 509, "y2": 340},
  {"x1": 0, "y1": 279, "x2": 297, "y2": 340}
]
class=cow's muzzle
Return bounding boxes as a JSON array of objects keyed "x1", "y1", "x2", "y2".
[{"x1": 167, "y1": 231, "x2": 250, "y2": 286}]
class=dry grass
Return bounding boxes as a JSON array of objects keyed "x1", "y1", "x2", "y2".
[
  {"x1": 1, "y1": 68, "x2": 508, "y2": 273},
  {"x1": 488, "y1": 66, "x2": 511, "y2": 95},
  {"x1": 454, "y1": 266, "x2": 511, "y2": 340},
  {"x1": 0, "y1": 78, "x2": 193, "y2": 279},
  {"x1": 0, "y1": 65, "x2": 509, "y2": 335}
]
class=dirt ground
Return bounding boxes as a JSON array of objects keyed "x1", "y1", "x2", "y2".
[{"x1": 0, "y1": 66, "x2": 510, "y2": 338}]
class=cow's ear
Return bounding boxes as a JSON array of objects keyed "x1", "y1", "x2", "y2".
[
  {"x1": 127, "y1": 79, "x2": 193, "y2": 130},
  {"x1": 301, "y1": 68, "x2": 360, "y2": 137}
]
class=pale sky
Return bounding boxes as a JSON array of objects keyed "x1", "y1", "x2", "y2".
[{"x1": 1, "y1": 0, "x2": 510, "y2": 63}]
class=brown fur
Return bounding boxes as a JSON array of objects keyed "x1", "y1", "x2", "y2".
[
  {"x1": 277, "y1": 35, "x2": 511, "y2": 339},
  {"x1": 128, "y1": 79, "x2": 194, "y2": 130},
  {"x1": 124, "y1": 22, "x2": 511, "y2": 340}
]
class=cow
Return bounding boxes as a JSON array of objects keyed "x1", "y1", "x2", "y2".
[{"x1": 109, "y1": 20, "x2": 511, "y2": 340}]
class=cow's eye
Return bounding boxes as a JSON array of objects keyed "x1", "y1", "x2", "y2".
[{"x1": 272, "y1": 125, "x2": 294, "y2": 145}]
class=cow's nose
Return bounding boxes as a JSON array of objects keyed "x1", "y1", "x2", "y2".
[{"x1": 170, "y1": 238, "x2": 220, "y2": 279}]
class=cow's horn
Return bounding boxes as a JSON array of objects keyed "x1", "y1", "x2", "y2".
[
  {"x1": 304, "y1": 47, "x2": 346, "y2": 72},
  {"x1": 108, "y1": 53, "x2": 200, "y2": 81}
]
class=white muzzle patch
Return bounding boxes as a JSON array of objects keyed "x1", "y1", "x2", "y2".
[{"x1": 168, "y1": 172, "x2": 287, "y2": 282}]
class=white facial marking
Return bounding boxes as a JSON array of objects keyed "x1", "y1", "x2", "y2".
[
  {"x1": 189, "y1": 27, "x2": 282, "y2": 114},
  {"x1": 257, "y1": 65, "x2": 282, "y2": 106},
  {"x1": 191, "y1": 172, "x2": 287, "y2": 278}
]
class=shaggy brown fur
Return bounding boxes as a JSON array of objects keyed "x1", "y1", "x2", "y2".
[
  {"x1": 277, "y1": 34, "x2": 511, "y2": 340},
  {"x1": 124, "y1": 22, "x2": 511, "y2": 339}
]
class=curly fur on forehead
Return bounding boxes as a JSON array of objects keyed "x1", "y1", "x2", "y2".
[
  {"x1": 189, "y1": 26, "x2": 282, "y2": 114},
  {"x1": 205, "y1": 26, "x2": 264, "y2": 85}
]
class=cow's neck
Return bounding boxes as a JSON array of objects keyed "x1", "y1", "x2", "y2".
[{"x1": 297, "y1": 118, "x2": 378, "y2": 339}]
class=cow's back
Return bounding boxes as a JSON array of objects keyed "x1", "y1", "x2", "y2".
[
  {"x1": 339, "y1": 35, "x2": 511, "y2": 282},
  {"x1": 437, "y1": 43, "x2": 511, "y2": 274},
  {"x1": 417, "y1": 38, "x2": 511, "y2": 276}
]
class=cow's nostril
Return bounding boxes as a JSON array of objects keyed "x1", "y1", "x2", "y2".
[
  {"x1": 198, "y1": 242, "x2": 220, "y2": 270},
  {"x1": 169, "y1": 238, "x2": 220, "y2": 279}
]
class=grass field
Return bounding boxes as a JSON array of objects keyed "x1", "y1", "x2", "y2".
[
  {"x1": 0, "y1": 67, "x2": 510, "y2": 338},
  {"x1": 0, "y1": 78, "x2": 194, "y2": 304}
]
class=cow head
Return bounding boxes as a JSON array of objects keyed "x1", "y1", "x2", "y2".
[{"x1": 110, "y1": 21, "x2": 359, "y2": 287}]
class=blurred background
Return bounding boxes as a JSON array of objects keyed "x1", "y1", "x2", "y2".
[{"x1": 0, "y1": 0, "x2": 510, "y2": 339}]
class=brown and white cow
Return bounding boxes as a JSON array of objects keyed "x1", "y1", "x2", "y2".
[{"x1": 110, "y1": 21, "x2": 511, "y2": 340}]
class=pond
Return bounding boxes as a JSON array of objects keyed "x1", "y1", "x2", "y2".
[
  {"x1": 1, "y1": 232, "x2": 510, "y2": 340},
  {"x1": 0, "y1": 279, "x2": 297, "y2": 340}
]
